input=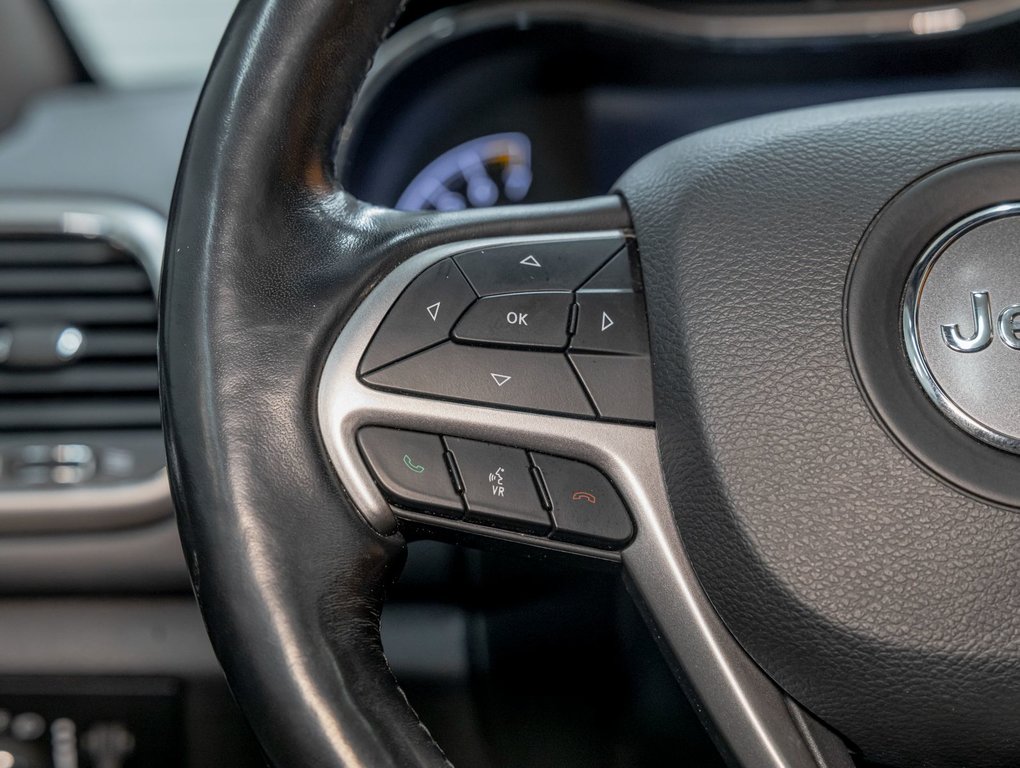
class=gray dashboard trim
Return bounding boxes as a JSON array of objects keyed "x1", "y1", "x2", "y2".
[
  {"x1": 0, "y1": 197, "x2": 171, "y2": 533},
  {"x1": 0, "y1": 597, "x2": 219, "y2": 677},
  {"x1": 0, "y1": 596, "x2": 475, "y2": 682},
  {"x1": 0, "y1": 518, "x2": 188, "y2": 594},
  {"x1": 0, "y1": 86, "x2": 197, "y2": 217},
  {"x1": 316, "y1": 231, "x2": 823, "y2": 768}
]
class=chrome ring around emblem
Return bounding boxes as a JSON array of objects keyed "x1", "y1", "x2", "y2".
[{"x1": 902, "y1": 202, "x2": 1020, "y2": 455}]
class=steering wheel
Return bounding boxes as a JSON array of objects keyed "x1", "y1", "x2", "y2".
[{"x1": 159, "y1": 1, "x2": 1020, "y2": 766}]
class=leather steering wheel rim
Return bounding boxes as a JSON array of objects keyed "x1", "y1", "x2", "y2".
[{"x1": 161, "y1": 1, "x2": 628, "y2": 765}]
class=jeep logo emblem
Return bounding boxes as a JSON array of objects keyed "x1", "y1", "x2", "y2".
[
  {"x1": 941, "y1": 291, "x2": 1020, "y2": 352},
  {"x1": 903, "y1": 204, "x2": 1020, "y2": 454}
]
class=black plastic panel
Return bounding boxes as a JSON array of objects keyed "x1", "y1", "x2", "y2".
[
  {"x1": 571, "y1": 292, "x2": 649, "y2": 355},
  {"x1": 360, "y1": 238, "x2": 655, "y2": 425},
  {"x1": 359, "y1": 427, "x2": 634, "y2": 551},
  {"x1": 445, "y1": 437, "x2": 550, "y2": 533},
  {"x1": 530, "y1": 452, "x2": 633, "y2": 546},
  {"x1": 452, "y1": 291, "x2": 572, "y2": 349},
  {"x1": 570, "y1": 354, "x2": 654, "y2": 424},
  {"x1": 364, "y1": 342, "x2": 596, "y2": 417},
  {"x1": 357, "y1": 427, "x2": 462, "y2": 516},
  {"x1": 453, "y1": 238, "x2": 623, "y2": 295}
]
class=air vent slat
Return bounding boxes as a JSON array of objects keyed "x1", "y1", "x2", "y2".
[
  {"x1": 0, "y1": 399, "x2": 161, "y2": 430},
  {"x1": 81, "y1": 330, "x2": 158, "y2": 358},
  {"x1": 0, "y1": 266, "x2": 150, "y2": 295},
  {"x1": 0, "y1": 365, "x2": 158, "y2": 395},
  {"x1": 0, "y1": 298, "x2": 156, "y2": 324},
  {"x1": 0, "y1": 232, "x2": 159, "y2": 435},
  {"x1": 0, "y1": 240, "x2": 120, "y2": 267}
]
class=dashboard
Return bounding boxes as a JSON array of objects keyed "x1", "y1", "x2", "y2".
[
  {"x1": 3, "y1": 0, "x2": 1020, "y2": 765},
  {"x1": 342, "y1": 2, "x2": 1020, "y2": 212}
]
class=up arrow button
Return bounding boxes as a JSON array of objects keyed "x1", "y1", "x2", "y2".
[{"x1": 454, "y1": 237, "x2": 625, "y2": 295}]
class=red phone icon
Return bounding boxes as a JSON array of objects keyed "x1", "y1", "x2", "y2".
[{"x1": 571, "y1": 491, "x2": 597, "y2": 504}]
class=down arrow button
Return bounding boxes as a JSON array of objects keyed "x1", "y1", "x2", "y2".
[{"x1": 363, "y1": 342, "x2": 595, "y2": 417}]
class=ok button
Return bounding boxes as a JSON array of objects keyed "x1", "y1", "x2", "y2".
[{"x1": 453, "y1": 292, "x2": 573, "y2": 349}]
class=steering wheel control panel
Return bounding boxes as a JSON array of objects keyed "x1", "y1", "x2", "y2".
[
  {"x1": 358, "y1": 237, "x2": 654, "y2": 424},
  {"x1": 319, "y1": 231, "x2": 657, "y2": 560},
  {"x1": 358, "y1": 426, "x2": 634, "y2": 548}
]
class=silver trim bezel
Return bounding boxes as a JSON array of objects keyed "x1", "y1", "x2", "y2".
[
  {"x1": 0, "y1": 197, "x2": 171, "y2": 532},
  {"x1": 902, "y1": 202, "x2": 1020, "y2": 455},
  {"x1": 317, "y1": 231, "x2": 821, "y2": 767}
]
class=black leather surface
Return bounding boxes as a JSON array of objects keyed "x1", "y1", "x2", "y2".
[
  {"x1": 616, "y1": 92, "x2": 1020, "y2": 767},
  {"x1": 159, "y1": 0, "x2": 627, "y2": 766}
]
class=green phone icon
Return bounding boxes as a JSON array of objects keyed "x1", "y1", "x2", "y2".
[{"x1": 403, "y1": 454, "x2": 425, "y2": 474}]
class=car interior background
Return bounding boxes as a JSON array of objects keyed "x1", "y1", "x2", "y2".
[{"x1": 1, "y1": 0, "x2": 1019, "y2": 766}]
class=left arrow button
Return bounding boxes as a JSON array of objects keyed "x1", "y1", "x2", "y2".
[{"x1": 360, "y1": 259, "x2": 477, "y2": 374}]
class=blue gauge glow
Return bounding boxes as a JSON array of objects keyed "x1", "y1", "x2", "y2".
[{"x1": 396, "y1": 132, "x2": 533, "y2": 212}]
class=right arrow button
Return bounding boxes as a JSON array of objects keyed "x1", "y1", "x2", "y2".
[{"x1": 571, "y1": 292, "x2": 648, "y2": 355}]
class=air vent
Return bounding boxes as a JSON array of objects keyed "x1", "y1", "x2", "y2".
[
  {"x1": 0, "y1": 235, "x2": 160, "y2": 431},
  {"x1": 0, "y1": 199, "x2": 169, "y2": 533}
]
